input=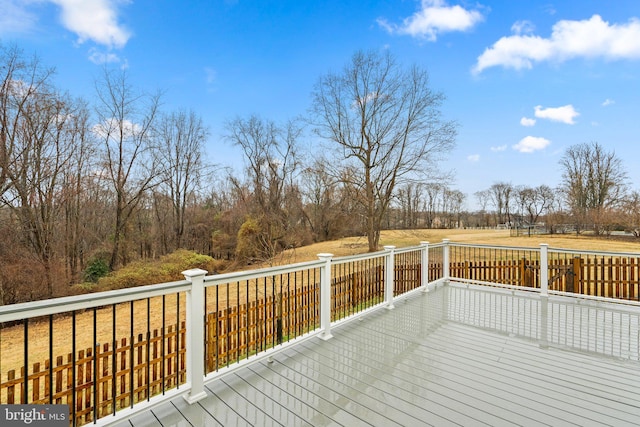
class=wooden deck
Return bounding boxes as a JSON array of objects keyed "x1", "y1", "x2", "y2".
[{"x1": 113, "y1": 285, "x2": 640, "y2": 427}]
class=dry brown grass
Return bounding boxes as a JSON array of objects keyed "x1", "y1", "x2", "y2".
[
  {"x1": 277, "y1": 229, "x2": 640, "y2": 263},
  {"x1": 2, "y1": 228, "x2": 640, "y2": 376}
]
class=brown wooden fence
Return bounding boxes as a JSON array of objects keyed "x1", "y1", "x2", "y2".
[
  {"x1": 206, "y1": 283, "x2": 320, "y2": 373},
  {"x1": 570, "y1": 256, "x2": 639, "y2": 299},
  {"x1": 451, "y1": 259, "x2": 527, "y2": 286},
  {"x1": 332, "y1": 266, "x2": 384, "y2": 319},
  {"x1": 449, "y1": 255, "x2": 640, "y2": 300},
  {"x1": 1, "y1": 323, "x2": 186, "y2": 425}
]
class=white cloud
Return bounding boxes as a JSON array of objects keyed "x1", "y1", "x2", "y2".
[
  {"x1": 92, "y1": 118, "x2": 141, "y2": 139},
  {"x1": 467, "y1": 154, "x2": 480, "y2": 162},
  {"x1": 0, "y1": 0, "x2": 130, "y2": 50},
  {"x1": 3, "y1": 79, "x2": 32, "y2": 97},
  {"x1": 511, "y1": 20, "x2": 535, "y2": 35},
  {"x1": 378, "y1": 0, "x2": 484, "y2": 41},
  {"x1": 602, "y1": 98, "x2": 615, "y2": 106},
  {"x1": 490, "y1": 144, "x2": 507, "y2": 152},
  {"x1": 50, "y1": 0, "x2": 131, "y2": 48},
  {"x1": 0, "y1": 0, "x2": 38, "y2": 34},
  {"x1": 473, "y1": 14, "x2": 640, "y2": 74},
  {"x1": 88, "y1": 48, "x2": 121, "y2": 65},
  {"x1": 534, "y1": 105, "x2": 579, "y2": 124},
  {"x1": 520, "y1": 117, "x2": 536, "y2": 127},
  {"x1": 513, "y1": 136, "x2": 550, "y2": 153}
]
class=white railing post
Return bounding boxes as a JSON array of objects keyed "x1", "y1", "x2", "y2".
[
  {"x1": 384, "y1": 245, "x2": 396, "y2": 309},
  {"x1": 539, "y1": 243, "x2": 549, "y2": 348},
  {"x1": 318, "y1": 253, "x2": 334, "y2": 340},
  {"x1": 442, "y1": 239, "x2": 450, "y2": 285},
  {"x1": 420, "y1": 241, "x2": 429, "y2": 292},
  {"x1": 182, "y1": 268, "x2": 208, "y2": 404},
  {"x1": 539, "y1": 243, "x2": 549, "y2": 296}
]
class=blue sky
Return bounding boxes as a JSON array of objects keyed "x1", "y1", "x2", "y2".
[{"x1": 2, "y1": 0, "x2": 640, "y2": 209}]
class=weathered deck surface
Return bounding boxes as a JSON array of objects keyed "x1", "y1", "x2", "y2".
[{"x1": 114, "y1": 286, "x2": 640, "y2": 426}]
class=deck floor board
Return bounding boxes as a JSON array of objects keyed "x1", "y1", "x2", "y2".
[
  {"x1": 334, "y1": 325, "x2": 580, "y2": 426},
  {"x1": 114, "y1": 287, "x2": 640, "y2": 427}
]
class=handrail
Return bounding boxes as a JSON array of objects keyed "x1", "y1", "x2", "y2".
[
  {"x1": 0, "y1": 279, "x2": 191, "y2": 323},
  {"x1": 448, "y1": 242, "x2": 540, "y2": 251},
  {"x1": 203, "y1": 259, "x2": 325, "y2": 286},
  {"x1": 548, "y1": 289, "x2": 640, "y2": 309},
  {"x1": 449, "y1": 278, "x2": 542, "y2": 294},
  {"x1": 393, "y1": 245, "x2": 422, "y2": 255},
  {"x1": 449, "y1": 241, "x2": 640, "y2": 258},
  {"x1": 548, "y1": 246, "x2": 640, "y2": 257},
  {"x1": 330, "y1": 248, "x2": 389, "y2": 265}
]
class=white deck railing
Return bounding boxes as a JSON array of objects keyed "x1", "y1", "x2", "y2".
[{"x1": 1, "y1": 240, "x2": 640, "y2": 426}]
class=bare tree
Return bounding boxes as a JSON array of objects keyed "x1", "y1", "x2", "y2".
[
  {"x1": 298, "y1": 160, "x2": 364, "y2": 240},
  {"x1": 299, "y1": 158, "x2": 339, "y2": 240},
  {"x1": 474, "y1": 189, "x2": 491, "y2": 227},
  {"x1": 515, "y1": 185, "x2": 554, "y2": 235},
  {"x1": 488, "y1": 182, "x2": 514, "y2": 227},
  {"x1": 209, "y1": 174, "x2": 246, "y2": 258},
  {"x1": 442, "y1": 188, "x2": 465, "y2": 228},
  {"x1": 61, "y1": 100, "x2": 97, "y2": 281},
  {"x1": 157, "y1": 110, "x2": 208, "y2": 250},
  {"x1": 559, "y1": 142, "x2": 627, "y2": 234},
  {"x1": 395, "y1": 182, "x2": 424, "y2": 229},
  {"x1": 622, "y1": 191, "x2": 640, "y2": 237},
  {"x1": 424, "y1": 183, "x2": 444, "y2": 228},
  {"x1": 311, "y1": 50, "x2": 456, "y2": 251},
  {"x1": 94, "y1": 68, "x2": 162, "y2": 269},
  {"x1": 0, "y1": 45, "x2": 82, "y2": 297},
  {"x1": 225, "y1": 115, "x2": 302, "y2": 263}
]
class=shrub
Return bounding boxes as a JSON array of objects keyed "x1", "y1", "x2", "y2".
[
  {"x1": 95, "y1": 249, "x2": 222, "y2": 291},
  {"x1": 83, "y1": 258, "x2": 110, "y2": 283},
  {"x1": 235, "y1": 216, "x2": 261, "y2": 262}
]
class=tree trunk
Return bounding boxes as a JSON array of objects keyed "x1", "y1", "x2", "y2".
[{"x1": 110, "y1": 205, "x2": 124, "y2": 270}]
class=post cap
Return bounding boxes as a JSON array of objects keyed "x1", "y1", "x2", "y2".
[{"x1": 181, "y1": 268, "x2": 208, "y2": 279}]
